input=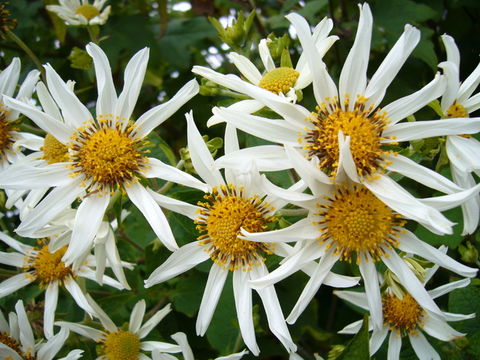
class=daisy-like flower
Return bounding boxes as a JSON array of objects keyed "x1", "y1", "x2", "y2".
[
  {"x1": 144, "y1": 112, "x2": 359, "y2": 355},
  {"x1": 335, "y1": 257, "x2": 475, "y2": 360},
  {"x1": 438, "y1": 34, "x2": 480, "y2": 235},
  {"x1": 0, "y1": 57, "x2": 41, "y2": 170},
  {"x1": 0, "y1": 42, "x2": 207, "y2": 265},
  {"x1": 241, "y1": 145, "x2": 478, "y2": 330},
  {"x1": 0, "y1": 230, "x2": 128, "y2": 339},
  {"x1": 57, "y1": 299, "x2": 182, "y2": 360},
  {"x1": 46, "y1": 0, "x2": 111, "y2": 26},
  {"x1": 152, "y1": 332, "x2": 247, "y2": 360},
  {"x1": 0, "y1": 300, "x2": 83, "y2": 360},
  {"x1": 193, "y1": 4, "x2": 480, "y2": 216}
]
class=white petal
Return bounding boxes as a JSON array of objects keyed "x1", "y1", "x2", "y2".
[
  {"x1": 251, "y1": 263, "x2": 296, "y2": 353},
  {"x1": 323, "y1": 273, "x2": 360, "y2": 288},
  {"x1": 241, "y1": 217, "x2": 317, "y2": 243},
  {"x1": 104, "y1": 229, "x2": 131, "y2": 290},
  {"x1": 170, "y1": 332, "x2": 194, "y2": 360},
  {"x1": 15, "y1": 69, "x2": 40, "y2": 102},
  {"x1": 233, "y1": 270, "x2": 259, "y2": 355},
  {"x1": 258, "y1": 39, "x2": 275, "y2": 72},
  {"x1": 0, "y1": 164, "x2": 72, "y2": 189},
  {"x1": 441, "y1": 34, "x2": 460, "y2": 68},
  {"x1": 54, "y1": 321, "x2": 104, "y2": 341},
  {"x1": 382, "y1": 73, "x2": 445, "y2": 125},
  {"x1": 216, "y1": 349, "x2": 249, "y2": 360},
  {"x1": 15, "y1": 300, "x2": 35, "y2": 354},
  {"x1": 370, "y1": 327, "x2": 389, "y2": 355},
  {"x1": 186, "y1": 111, "x2": 224, "y2": 187},
  {"x1": 428, "y1": 278, "x2": 471, "y2": 299},
  {"x1": 408, "y1": 332, "x2": 440, "y2": 360},
  {"x1": 387, "y1": 332, "x2": 402, "y2": 360},
  {"x1": 0, "y1": 231, "x2": 32, "y2": 254},
  {"x1": 0, "y1": 251, "x2": 25, "y2": 267},
  {"x1": 338, "y1": 319, "x2": 364, "y2": 334},
  {"x1": 144, "y1": 241, "x2": 209, "y2": 287},
  {"x1": 333, "y1": 290, "x2": 369, "y2": 310},
  {"x1": 0, "y1": 344, "x2": 22, "y2": 360},
  {"x1": 0, "y1": 57, "x2": 20, "y2": 97},
  {"x1": 217, "y1": 145, "x2": 290, "y2": 172},
  {"x1": 86, "y1": 43, "x2": 117, "y2": 115},
  {"x1": 44, "y1": 281, "x2": 59, "y2": 339},
  {"x1": 422, "y1": 315, "x2": 465, "y2": 341},
  {"x1": 0, "y1": 273, "x2": 35, "y2": 298},
  {"x1": 126, "y1": 182, "x2": 178, "y2": 251},
  {"x1": 129, "y1": 300, "x2": 146, "y2": 334},
  {"x1": 359, "y1": 257, "x2": 383, "y2": 329},
  {"x1": 446, "y1": 135, "x2": 480, "y2": 173},
  {"x1": 207, "y1": 99, "x2": 264, "y2": 127},
  {"x1": 63, "y1": 193, "x2": 110, "y2": 265},
  {"x1": 144, "y1": 158, "x2": 208, "y2": 192},
  {"x1": 37, "y1": 327, "x2": 69, "y2": 360},
  {"x1": 147, "y1": 188, "x2": 199, "y2": 220},
  {"x1": 140, "y1": 341, "x2": 181, "y2": 353},
  {"x1": 138, "y1": 304, "x2": 172, "y2": 339},
  {"x1": 386, "y1": 153, "x2": 461, "y2": 194},
  {"x1": 338, "y1": 3, "x2": 372, "y2": 109},
  {"x1": 337, "y1": 132, "x2": 360, "y2": 183},
  {"x1": 458, "y1": 61, "x2": 480, "y2": 103},
  {"x1": 438, "y1": 61, "x2": 460, "y2": 113},
  {"x1": 44, "y1": 63, "x2": 92, "y2": 128},
  {"x1": 64, "y1": 278, "x2": 95, "y2": 317},
  {"x1": 365, "y1": 25, "x2": 420, "y2": 107},
  {"x1": 196, "y1": 264, "x2": 228, "y2": 336},
  {"x1": 286, "y1": 249, "x2": 340, "y2": 324},
  {"x1": 134, "y1": 79, "x2": 199, "y2": 138},
  {"x1": 57, "y1": 349, "x2": 84, "y2": 360},
  {"x1": 397, "y1": 230, "x2": 477, "y2": 278},
  {"x1": 83, "y1": 294, "x2": 117, "y2": 332},
  {"x1": 228, "y1": 52, "x2": 262, "y2": 84},
  {"x1": 115, "y1": 47, "x2": 149, "y2": 122}
]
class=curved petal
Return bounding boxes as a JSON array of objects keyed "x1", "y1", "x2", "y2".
[
  {"x1": 129, "y1": 300, "x2": 146, "y2": 334},
  {"x1": 228, "y1": 52, "x2": 262, "y2": 84},
  {"x1": 44, "y1": 281, "x2": 59, "y2": 339},
  {"x1": 147, "y1": 188, "x2": 200, "y2": 220},
  {"x1": 387, "y1": 332, "x2": 402, "y2": 360},
  {"x1": 408, "y1": 332, "x2": 440, "y2": 360},
  {"x1": 439, "y1": 61, "x2": 460, "y2": 113},
  {"x1": 359, "y1": 256, "x2": 383, "y2": 329},
  {"x1": 0, "y1": 273, "x2": 34, "y2": 298},
  {"x1": 138, "y1": 304, "x2": 172, "y2": 339},
  {"x1": 258, "y1": 39, "x2": 275, "y2": 72},
  {"x1": 422, "y1": 316, "x2": 465, "y2": 341}
]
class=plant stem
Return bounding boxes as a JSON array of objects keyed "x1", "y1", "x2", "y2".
[{"x1": 7, "y1": 30, "x2": 46, "y2": 83}]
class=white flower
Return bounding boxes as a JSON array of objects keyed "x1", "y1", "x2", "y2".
[
  {"x1": 0, "y1": 229, "x2": 127, "y2": 339},
  {"x1": 0, "y1": 57, "x2": 41, "y2": 170},
  {"x1": 46, "y1": 0, "x2": 111, "y2": 26},
  {"x1": 152, "y1": 332, "x2": 248, "y2": 360},
  {"x1": 240, "y1": 145, "x2": 478, "y2": 330},
  {"x1": 439, "y1": 34, "x2": 480, "y2": 235},
  {"x1": 0, "y1": 299, "x2": 83, "y2": 360},
  {"x1": 192, "y1": 5, "x2": 480, "y2": 219},
  {"x1": 336, "y1": 260, "x2": 475, "y2": 360},
  {"x1": 144, "y1": 112, "x2": 359, "y2": 356},
  {"x1": 0, "y1": 42, "x2": 207, "y2": 265},
  {"x1": 57, "y1": 299, "x2": 182, "y2": 360}
]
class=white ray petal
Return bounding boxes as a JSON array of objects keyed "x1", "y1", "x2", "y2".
[
  {"x1": 0, "y1": 164, "x2": 72, "y2": 189},
  {"x1": 227, "y1": 52, "x2": 262, "y2": 84},
  {"x1": 84, "y1": 294, "x2": 117, "y2": 333},
  {"x1": 241, "y1": 217, "x2": 317, "y2": 243},
  {"x1": 428, "y1": 278, "x2": 471, "y2": 299},
  {"x1": 15, "y1": 300, "x2": 35, "y2": 353},
  {"x1": 0, "y1": 252, "x2": 25, "y2": 267},
  {"x1": 64, "y1": 278, "x2": 95, "y2": 317},
  {"x1": 439, "y1": 61, "x2": 460, "y2": 113},
  {"x1": 54, "y1": 321, "x2": 104, "y2": 341},
  {"x1": 129, "y1": 300, "x2": 146, "y2": 334},
  {"x1": 422, "y1": 316, "x2": 465, "y2": 341},
  {"x1": 370, "y1": 327, "x2": 389, "y2": 355},
  {"x1": 207, "y1": 99, "x2": 264, "y2": 127},
  {"x1": 359, "y1": 255, "x2": 383, "y2": 329},
  {"x1": 140, "y1": 341, "x2": 181, "y2": 353},
  {"x1": 196, "y1": 264, "x2": 228, "y2": 336},
  {"x1": 44, "y1": 281, "x2": 59, "y2": 339},
  {"x1": 147, "y1": 188, "x2": 199, "y2": 220},
  {"x1": 170, "y1": 332, "x2": 194, "y2": 360},
  {"x1": 138, "y1": 304, "x2": 172, "y2": 339},
  {"x1": 0, "y1": 231, "x2": 33, "y2": 254},
  {"x1": 334, "y1": 290, "x2": 369, "y2": 310},
  {"x1": 0, "y1": 273, "x2": 35, "y2": 298},
  {"x1": 409, "y1": 332, "x2": 440, "y2": 360},
  {"x1": 258, "y1": 39, "x2": 275, "y2": 72},
  {"x1": 458, "y1": 61, "x2": 480, "y2": 103},
  {"x1": 37, "y1": 327, "x2": 69, "y2": 360},
  {"x1": 387, "y1": 332, "x2": 402, "y2": 360},
  {"x1": 144, "y1": 241, "x2": 209, "y2": 287}
]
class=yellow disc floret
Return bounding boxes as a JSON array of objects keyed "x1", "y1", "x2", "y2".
[
  {"x1": 42, "y1": 134, "x2": 69, "y2": 164},
  {"x1": 303, "y1": 97, "x2": 397, "y2": 178},
  {"x1": 315, "y1": 185, "x2": 405, "y2": 263},
  {"x1": 102, "y1": 330, "x2": 141, "y2": 360},
  {"x1": 259, "y1": 67, "x2": 299, "y2": 94},
  {"x1": 445, "y1": 102, "x2": 469, "y2": 118},
  {"x1": 25, "y1": 244, "x2": 73, "y2": 287},
  {"x1": 383, "y1": 293, "x2": 424, "y2": 335},
  {"x1": 69, "y1": 119, "x2": 150, "y2": 193},
  {"x1": 75, "y1": 3, "x2": 100, "y2": 21},
  {"x1": 196, "y1": 184, "x2": 275, "y2": 270},
  {"x1": 0, "y1": 106, "x2": 15, "y2": 160},
  {"x1": 0, "y1": 332, "x2": 22, "y2": 357}
]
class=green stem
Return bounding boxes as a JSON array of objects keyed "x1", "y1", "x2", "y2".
[
  {"x1": 86, "y1": 25, "x2": 99, "y2": 43},
  {"x1": 19, "y1": 123, "x2": 46, "y2": 136},
  {"x1": 7, "y1": 30, "x2": 46, "y2": 83}
]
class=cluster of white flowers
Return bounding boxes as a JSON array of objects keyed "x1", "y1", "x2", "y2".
[{"x1": 0, "y1": 1, "x2": 478, "y2": 359}]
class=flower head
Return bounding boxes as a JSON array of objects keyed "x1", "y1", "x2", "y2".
[{"x1": 47, "y1": 0, "x2": 111, "y2": 26}]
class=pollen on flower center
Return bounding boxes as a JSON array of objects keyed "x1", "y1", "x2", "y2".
[
  {"x1": 102, "y1": 330, "x2": 140, "y2": 360},
  {"x1": 25, "y1": 244, "x2": 73, "y2": 287},
  {"x1": 445, "y1": 102, "x2": 469, "y2": 118},
  {"x1": 259, "y1": 67, "x2": 299, "y2": 94},
  {"x1": 196, "y1": 185, "x2": 275, "y2": 271},
  {"x1": 315, "y1": 185, "x2": 405, "y2": 263},
  {"x1": 303, "y1": 97, "x2": 396, "y2": 178},
  {"x1": 0, "y1": 106, "x2": 15, "y2": 159},
  {"x1": 42, "y1": 134, "x2": 69, "y2": 164},
  {"x1": 69, "y1": 119, "x2": 149, "y2": 193},
  {"x1": 0, "y1": 332, "x2": 23, "y2": 358},
  {"x1": 75, "y1": 4, "x2": 100, "y2": 20},
  {"x1": 383, "y1": 293, "x2": 423, "y2": 335}
]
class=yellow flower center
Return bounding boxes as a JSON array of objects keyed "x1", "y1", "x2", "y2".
[
  {"x1": 259, "y1": 67, "x2": 299, "y2": 94},
  {"x1": 196, "y1": 185, "x2": 275, "y2": 271},
  {"x1": 0, "y1": 331, "x2": 36, "y2": 360},
  {"x1": 69, "y1": 119, "x2": 149, "y2": 193},
  {"x1": 315, "y1": 185, "x2": 405, "y2": 263},
  {"x1": 41, "y1": 133, "x2": 69, "y2": 164},
  {"x1": 0, "y1": 106, "x2": 15, "y2": 159},
  {"x1": 75, "y1": 4, "x2": 100, "y2": 21},
  {"x1": 303, "y1": 97, "x2": 397, "y2": 178},
  {"x1": 103, "y1": 331, "x2": 141, "y2": 360},
  {"x1": 25, "y1": 245, "x2": 73, "y2": 287},
  {"x1": 383, "y1": 293, "x2": 423, "y2": 335},
  {"x1": 445, "y1": 102, "x2": 469, "y2": 118}
]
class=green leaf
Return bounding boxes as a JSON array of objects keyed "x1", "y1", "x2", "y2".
[
  {"x1": 337, "y1": 314, "x2": 370, "y2": 360},
  {"x1": 172, "y1": 272, "x2": 205, "y2": 317}
]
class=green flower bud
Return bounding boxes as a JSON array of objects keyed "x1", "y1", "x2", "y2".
[
  {"x1": 68, "y1": 47, "x2": 93, "y2": 70},
  {"x1": 208, "y1": 9, "x2": 255, "y2": 49},
  {"x1": 459, "y1": 241, "x2": 479, "y2": 264},
  {"x1": 267, "y1": 33, "x2": 291, "y2": 60}
]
